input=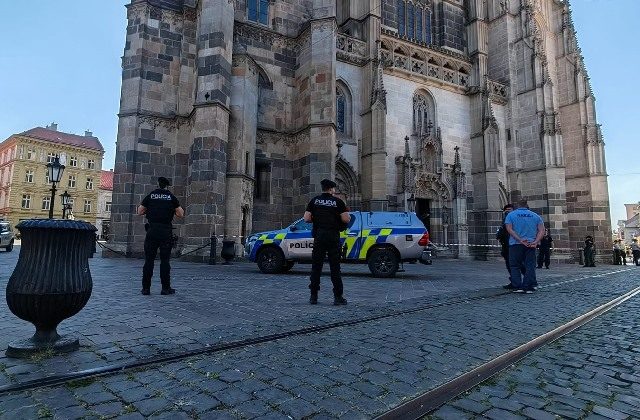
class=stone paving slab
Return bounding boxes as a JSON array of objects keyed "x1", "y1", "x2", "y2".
[
  {"x1": 0, "y1": 251, "x2": 637, "y2": 419},
  {"x1": 434, "y1": 287, "x2": 640, "y2": 420},
  {"x1": 1, "y1": 246, "x2": 625, "y2": 386}
]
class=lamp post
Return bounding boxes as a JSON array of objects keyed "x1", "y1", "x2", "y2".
[
  {"x1": 60, "y1": 191, "x2": 71, "y2": 219},
  {"x1": 46, "y1": 157, "x2": 65, "y2": 219}
]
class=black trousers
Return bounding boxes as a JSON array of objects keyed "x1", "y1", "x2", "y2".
[
  {"x1": 309, "y1": 230, "x2": 344, "y2": 297},
  {"x1": 142, "y1": 225, "x2": 172, "y2": 289},
  {"x1": 537, "y1": 249, "x2": 551, "y2": 268},
  {"x1": 632, "y1": 250, "x2": 640, "y2": 266},
  {"x1": 584, "y1": 247, "x2": 596, "y2": 267}
]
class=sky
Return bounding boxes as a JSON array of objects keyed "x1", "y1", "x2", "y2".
[{"x1": 0, "y1": 0, "x2": 638, "y2": 228}]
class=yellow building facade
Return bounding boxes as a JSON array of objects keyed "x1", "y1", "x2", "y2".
[{"x1": 0, "y1": 124, "x2": 104, "y2": 228}]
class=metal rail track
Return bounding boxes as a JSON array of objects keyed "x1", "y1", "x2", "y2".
[
  {"x1": 0, "y1": 268, "x2": 632, "y2": 396},
  {"x1": 375, "y1": 282, "x2": 640, "y2": 420}
]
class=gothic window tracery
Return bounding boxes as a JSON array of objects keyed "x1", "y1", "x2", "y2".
[
  {"x1": 413, "y1": 94, "x2": 431, "y2": 136},
  {"x1": 335, "y1": 81, "x2": 353, "y2": 139},
  {"x1": 396, "y1": 1, "x2": 432, "y2": 44},
  {"x1": 336, "y1": 88, "x2": 346, "y2": 133}
]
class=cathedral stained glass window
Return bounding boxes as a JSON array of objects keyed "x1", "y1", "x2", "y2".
[
  {"x1": 336, "y1": 87, "x2": 346, "y2": 133},
  {"x1": 396, "y1": 1, "x2": 432, "y2": 45},
  {"x1": 248, "y1": 0, "x2": 269, "y2": 25}
]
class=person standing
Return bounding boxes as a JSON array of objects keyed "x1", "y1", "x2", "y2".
[
  {"x1": 137, "y1": 177, "x2": 184, "y2": 295},
  {"x1": 536, "y1": 229, "x2": 553, "y2": 269},
  {"x1": 613, "y1": 240, "x2": 622, "y2": 265},
  {"x1": 304, "y1": 179, "x2": 351, "y2": 305},
  {"x1": 621, "y1": 244, "x2": 628, "y2": 266},
  {"x1": 583, "y1": 235, "x2": 596, "y2": 267},
  {"x1": 631, "y1": 239, "x2": 640, "y2": 266},
  {"x1": 505, "y1": 200, "x2": 545, "y2": 293},
  {"x1": 496, "y1": 204, "x2": 516, "y2": 289}
]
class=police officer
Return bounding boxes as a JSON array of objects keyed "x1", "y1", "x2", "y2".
[
  {"x1": 536, "y1": 229, "x2": 553, "y2": 269},
  {"x1": 137, "y1": 177, "x2": 184, "y2": 295},
  {"x1": 304, "y1": 179, "x2": 351, "y2": 305}
]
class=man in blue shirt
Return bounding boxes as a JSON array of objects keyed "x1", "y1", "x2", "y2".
[{"x1": 505, "y1": 200, "x2": 545, "y2": 293}]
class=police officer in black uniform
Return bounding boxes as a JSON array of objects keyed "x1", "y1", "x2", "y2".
[
  {"x1": 137, "y1": 177, "x2": 184, "y2": 295},
  {"x1": 304, "y1": 179, "x2": 351, "y2": 305}
]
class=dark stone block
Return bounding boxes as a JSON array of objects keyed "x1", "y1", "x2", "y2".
[
  {"x1": 143, "y1": 71, "x2": 163, "y2": 82},
  {"x1": 138, "y1": 138, "x2": 163, "y2": 146}
]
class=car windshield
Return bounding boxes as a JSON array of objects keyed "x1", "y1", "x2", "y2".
[{"x1": 291, "y1": 219, "x2": 312, "y2": 231}]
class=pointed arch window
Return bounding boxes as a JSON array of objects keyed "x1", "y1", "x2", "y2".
[
  {"x1": 248, "y1": 0, "x2": 269, "y2": 25},
  {"x1": 336, "y1": 82, "x2": 353, "y2": 139},
  {"x1": 336, "y1": 87, "x2": 346, "y2": 133},
  {"x1": 396, "y1": 1, "x2": 432, "y2": 45},
  {"x1": 413, "y1": 94, "x2": 431, "y2": 136}
]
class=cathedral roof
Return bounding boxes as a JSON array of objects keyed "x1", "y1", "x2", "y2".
[{"x1": 20, "y1": 127, "x2": 105, "y2": 152}]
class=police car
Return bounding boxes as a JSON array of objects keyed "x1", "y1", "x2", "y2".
[
  {"x1": 245, "y1": 211, "x2": 431, "y2": 277},
  {"x1": 0, "y1": 220, "x2": 15, "y2": 252}
]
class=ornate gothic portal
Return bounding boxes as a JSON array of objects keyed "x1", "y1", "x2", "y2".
[{"x1": 395, "y1": 91, "x2": 467, "y2": 249}]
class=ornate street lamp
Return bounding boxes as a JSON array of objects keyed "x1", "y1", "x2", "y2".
[
  {"x1": 60, "y1": 191, "x2": 71, "y2": 219},
  {"x1": 46, "y1": 157, "x2": 65, "y2": 219}
]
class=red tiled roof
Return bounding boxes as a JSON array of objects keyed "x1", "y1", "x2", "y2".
[
  {"x1": 20, "y1": 127, "x2": 105, "y2": 152},
  {"x1": 100, "y1": 170, "x2": 114, "y2": 191}
]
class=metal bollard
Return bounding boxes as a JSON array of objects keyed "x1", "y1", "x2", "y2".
[{"x1": 209, "y1": 236, "x2": 217, "y2": 265}]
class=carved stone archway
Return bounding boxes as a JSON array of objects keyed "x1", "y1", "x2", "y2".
[{"x1": 335, "y1": 158, "x2": 361, "y2": 210}]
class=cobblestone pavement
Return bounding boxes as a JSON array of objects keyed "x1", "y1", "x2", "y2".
[
  {"x1": 434, "y1": 291, "x2": 640, "y2": 420},
  {"x1": 0, "y1": 246, "x2": 638, "y2": 418}
]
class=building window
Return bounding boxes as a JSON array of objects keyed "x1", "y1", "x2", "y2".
[
  {"x1": 87, "y1": 159, "x2": 95, "y2": 169},
  {"x1": 25, "y1": 170, "x2": 34, "y2": 183},
  {"x1": 248, "y1": 0, "x2": 269, "y2": 25},
  {"x1": 68, "y1": 174, "x2": 76, "y2": 188},
  {"x1": 21, "y1": 194, "x2": 31, "y2": 209},
  {"x1": 45, "y1": 172, "x2": 50, "y2": 184},
  {"x1": 47, "y1": 152, "x2": 58, "y2": 163},
  {"x1": 84, "y1": 200, "x2": 92, "y2": 213},
  {"x1": 397, "y1": 1, "x2": 431, "y2": 44},
  {"x1": 42, "y1": 196, "x2": 51, "y2": 211},
  {"x1": 26, "y1": 149, "x2": 34, "y2": 160},
  {"x1": 70, "y1": 156, "x2": 78, "y2": 167},
  {"x1": 254, "y1": 161, "x2": 271, "y2": 201},
  {"x1": 397, "y1": 0, "x2": 406, "y2": 36},
  {"x1": 336, "y1": 88, "x2": 346, "y2": 133},
  {"x1": 86, "y1": 177, "x2": 93, "y2": 190},
  {"x1": 105, "y1": 202, "x2": 112, "y2": 212}
]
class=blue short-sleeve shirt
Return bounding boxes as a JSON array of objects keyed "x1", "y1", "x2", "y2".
[{"x1": 504, "y1": 208, "x2": 544, "y2": 246}]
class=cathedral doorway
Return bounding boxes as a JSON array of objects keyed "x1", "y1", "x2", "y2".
[{"x1": 416, "y1": 198, "x2": 431, "y2": 234}]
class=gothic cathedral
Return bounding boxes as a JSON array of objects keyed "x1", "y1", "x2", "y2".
[{"x1": 110, "y1": 0, "x2": 612, "y2": 260}]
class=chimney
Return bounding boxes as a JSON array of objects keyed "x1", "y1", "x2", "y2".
[
  {"x1": 46, "y1": 122, "x2": 58, "y2": 131},
  {"x1": 85, "y1": 130, "x2": 93, "y2": 137}
]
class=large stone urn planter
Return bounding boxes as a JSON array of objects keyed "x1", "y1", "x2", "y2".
[{"x1": 5, "y1": 219, "x2": 96, "y2": 357}]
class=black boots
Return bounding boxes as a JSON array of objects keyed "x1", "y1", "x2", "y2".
[
  {"x1": 309, "y1": 292, "x2": 318, "y2": 304},
  {"x1": 333, "y1": 296, "x2": 348, "y2": 305}
]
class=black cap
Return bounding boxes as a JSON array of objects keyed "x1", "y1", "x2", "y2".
[
  {"x1": 320, "y1": 179, "x2": 337, "y2": 190},
  {"x1": 158, "y1": 177, "x2": 171, "y2": 188}
]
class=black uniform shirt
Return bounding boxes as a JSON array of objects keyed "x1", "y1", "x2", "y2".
[
  {"x1": 306, "y1": 193, "x2": 347, "y2": 233},
  {"x1": 141, "y1": 189, "x2": 180, "y2": 225},
  {"x1": 539, "y1": 235, "x2": 553, "y2": 250}
]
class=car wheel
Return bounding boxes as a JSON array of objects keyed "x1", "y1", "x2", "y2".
[
  {"x1": 368, "y1": 248, "x2": 399, "y2": 278},
  {"x1": 5, "y1": 240, "x2": 13, "y2": 252},
  {"x1": 282, "y1": 261, "x2": 295, "y2": 273},
  {"x1": 256, "y1": 247, "x2": 285, "y2": 274}
]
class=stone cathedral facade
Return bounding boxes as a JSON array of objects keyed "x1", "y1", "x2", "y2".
[{"x1": 110, "y1": 0, "x2": 612, "y2": 260}]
